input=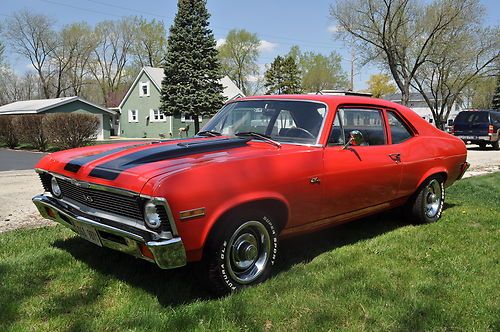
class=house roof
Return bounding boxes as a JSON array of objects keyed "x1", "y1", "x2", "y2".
[
  {"x1": 118, "y1": 66, "x2": 245, "y2": 109},
  {"x1": 384, "y1": 92, "x2": 440, "y2": 102},
  {"x1": 0, "y1": 96, "x2": 116, "y2": 115}
]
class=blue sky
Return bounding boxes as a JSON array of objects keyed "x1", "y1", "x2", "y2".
[{"x1": 1, "y1": 0, "x2": 499, "y2": 90}]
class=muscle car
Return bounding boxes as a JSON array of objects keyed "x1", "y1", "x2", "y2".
[{"x1": 33, "y1": 95, "x2": 469, "y2": 294}]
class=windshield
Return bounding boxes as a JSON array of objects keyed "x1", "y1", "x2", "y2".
[
  {"x1": 454, "y1": 111, "x2": 490, "y2": 123},
  {"x1": 201, "y1": 100, "x2": 327, "y2": 144}
]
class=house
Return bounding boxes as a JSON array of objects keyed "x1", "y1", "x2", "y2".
[
  {"x1": 0, "y1": 96, "x2": 115, "y2": 140},
  {"x1": 384, "y1": 92, "x2": 463, "y2": 125},
  {"x1": 118, "y1": 66, "x2": 245, "y2": 138}
]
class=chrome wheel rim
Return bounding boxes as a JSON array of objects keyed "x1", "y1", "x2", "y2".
[
  {"x1": 226, "y1": 220, "x2": 271, "y2": 284},
  {"x1": 424, "y1": 179, "x2": 442, "y2": 218}
]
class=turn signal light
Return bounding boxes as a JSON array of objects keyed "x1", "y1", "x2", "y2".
[
  {"x1": 139, "y1": 243, "x2": 154, "y2": 260},
  {"x1": 488, "y1": 124, "x2": 494, "y2": 134},
  {"x1": 45, "y1": 207, "x2": 57, "y2": 219}
]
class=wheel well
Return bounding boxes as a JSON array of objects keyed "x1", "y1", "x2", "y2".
[
  {"x1": 217, "y1": 199, "x2": 288, "y2": 233},
  {"x1": 203, "y1": 199, "x2": 288, "y2": 257}
]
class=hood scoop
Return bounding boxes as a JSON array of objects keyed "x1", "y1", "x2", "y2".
[{"x1": 88, "y1": 137, "x2": 251, "y2": 180}]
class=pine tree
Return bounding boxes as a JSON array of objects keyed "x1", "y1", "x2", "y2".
[
  {"x1": 160, "y1": 0, "x2": 225, "y2": 134},
  {"x1": 492, "y1": 75, "x2": 500, "y2": 111},
  {"x1": 264, "y1": 56, "x2": 284, "y2": 94},
  {"x1": 281, "y1": 56, "x2": 302, "y2": 94},
  {"x1": 264, "y1": 55, "x2": 301, "y2": 95}
]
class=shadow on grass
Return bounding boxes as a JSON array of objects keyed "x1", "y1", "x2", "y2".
[{"x1": 52, "y1": 206, "x2": 451, "y2": 307}]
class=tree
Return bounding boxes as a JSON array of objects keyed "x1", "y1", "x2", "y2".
[
  {"x1": 411, "y1": 22, "x2": 499, "y2": 128},
  {"x1": 330, "y1": 0, "x2": 482, "y2": 106},
  {"x1": 264, "y1": 55, "x2": 302, "y2": 94},
  {"x1": 5, "y1": 10, "x2": 56, "y2": 98},
  {"x1": 218, "y1": 29, "x2": 260, "y2": 95},
  {"x1": 131, "y1": 18, "x2": 167, "y2": 68},
  {"x1": 367, "y1": 74, "x2": 397, "y2": 98},
  {"x1": 160, "y1": 0, "x2": 225, "y2": 134},
  {"x1": 462, "y1": 75, "x2": 497, "y2": 109},
  {"x1": 88, "y1": 18, "x2": 137, "y2": 106},
  {"x1": 60, "y1": 23, "x2": 96, "y2": 96},
  {"x1": 297, "y1": 49, "x2": 349, "y2": 92},
  {"x1": 492, "y1": 75, "x2": 500, "y2": 111}
]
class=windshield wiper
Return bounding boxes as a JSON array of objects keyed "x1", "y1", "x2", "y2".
[
  {"x1": 235, "y1": 131, "x2": 281, "y2": 148},
  {"x1": 196, "y1": 130, "x2": 222, "y2": 137}
]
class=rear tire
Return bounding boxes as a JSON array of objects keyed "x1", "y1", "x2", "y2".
[
  {"x1": 203, "y1": 210, "x2": 278, "y2": 295},
  {"x1": 406, "y1": 175, "x2": 445, "y2": 224},
  {"x1": 478, "y1": 142, "x2": 487, "y2": 149},
  {"x1": 492, "y1": 140, "x2": 499, "y2": 150}
]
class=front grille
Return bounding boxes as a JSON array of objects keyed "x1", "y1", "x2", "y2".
[
  {"x1": 56, "y1": 178, "x2": 144, "y2": 220},
  {"x1": 39, "y1": 173, "x2": 52, "y2": 192}
]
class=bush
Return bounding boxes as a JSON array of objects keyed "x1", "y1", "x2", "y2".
[
  {"x1": 15, "y1": 115, "x2": 48, "y2": 151},
  {"x1": 0, "y1": 116, "x2": 19, "y2": 148},
  {"x1": 44, "y1": 113, "x2": 100, "y2": 149}
]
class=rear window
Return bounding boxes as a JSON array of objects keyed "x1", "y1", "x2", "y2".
[{"x1": 454, "y1": 112, "x2": 490, "y2": 123}]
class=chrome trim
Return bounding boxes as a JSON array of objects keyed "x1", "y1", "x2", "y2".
[
  {"x1": 32, "y1": 194, "x2": 186, "y2": 269},
  {"x1": 140, "y1": 195, "x2": 179, "y2": 236},
  {"x1": 147, "y1": 238, "x2": 186, "y2": 269},
  {"x1": 58, "y1": 196, "x2": 172, "y2": 239},
  {"x1": 457, "y1": 162, "x2": 470, "y2": 180},
  {"x1": 33, "y1": 194, "x2": 144, "y2": 241},
  {"x1": 37, "y1": 170, "x2": 139, "y2": 197}
]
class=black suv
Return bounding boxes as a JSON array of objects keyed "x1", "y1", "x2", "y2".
[{"x1": 453, "y1": 110, "x2": 500, "y2": 149}]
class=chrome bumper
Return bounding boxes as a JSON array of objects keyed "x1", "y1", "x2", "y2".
[
  {"x1": 457, "y1": 162, "x2": 470, "y2": 180},
  {"x1": 32, "y1": 194, "x2": 186, "y2": 269}
]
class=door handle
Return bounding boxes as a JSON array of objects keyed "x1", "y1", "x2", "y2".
[
  {"x1": 310, "y1": 177, "x2": 321, "y2": 184},
  {"x1": 389, "y1": 153, "x2": 401, "y2": 163}
]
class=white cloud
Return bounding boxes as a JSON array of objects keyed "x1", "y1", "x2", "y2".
[
  {"x1": 258, "y1": 40, "x2": 278, "y2": 53},
  {"x1": 216, "y1": 38, "x2": 226, "y2": 48},
  {"x1": 327, "y1": 25, "x2": 341, "y2": 33}
]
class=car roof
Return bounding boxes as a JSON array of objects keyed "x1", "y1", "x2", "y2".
[{"x1": 235, "y1": 94, "x2": 403, "y2": 109}]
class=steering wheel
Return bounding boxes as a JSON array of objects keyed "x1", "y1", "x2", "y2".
[{"x1": 287, "y1": 127, "x2": 315, "y2": 139}]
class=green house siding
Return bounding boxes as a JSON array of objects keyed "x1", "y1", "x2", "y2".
[
  {"x1": 119, "y1": 72, "x2": 207, "y2": 138},
  {"x1": 45, "y1": 100, "x2": 111, "y2": 139}
]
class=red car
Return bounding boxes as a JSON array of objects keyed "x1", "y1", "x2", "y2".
[{"x1": 33, "y1": 95, "x2": 469, "y2": 294}]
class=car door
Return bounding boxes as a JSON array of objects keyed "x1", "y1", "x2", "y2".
[{"x1": 322, "y1": 107, "x2": 403, "y2": 217}]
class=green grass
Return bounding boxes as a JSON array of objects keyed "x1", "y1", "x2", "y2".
[{"x1": 1, "y1": 174, "x2": 499, "y2": 331}]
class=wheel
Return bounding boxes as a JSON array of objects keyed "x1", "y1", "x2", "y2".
[
  {"x1": 406, "y1": 176, "x2": 445, "y2": 224},
  {"x1": 478, "y1": 142, "x2": 487, "y2": 149},
  {"x1": 203, "y1": 211, "x2": 278, "y2": 295},
  {"x1": 492, "y1": 140, "x2": 499, "y2": 150}
]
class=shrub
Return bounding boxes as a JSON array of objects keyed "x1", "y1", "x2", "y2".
[
  {"x1": 0, "y1": 116, "x2": 19, "y2": 148},
  {"x1": 44, "y1": 113, "x2": 100, "y2": 149},
  {"x1": 15, "y1": 115, "x2": 48, "y2": 151}
]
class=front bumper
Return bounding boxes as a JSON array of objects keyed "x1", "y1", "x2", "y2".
[
  {"x1": 457, "y1": 162, "x2": 470, "y2": 180},
  {"x1": 32, "y1": 194, "x2": 186, "y2": 269}
]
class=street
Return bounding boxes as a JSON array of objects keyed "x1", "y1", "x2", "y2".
[{"x1": 0, "y1": 148, "x2": 47, "y2": 171}]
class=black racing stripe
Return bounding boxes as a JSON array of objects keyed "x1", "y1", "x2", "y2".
[
  {"x1": 88, "y1": 138, "x2": 250, "y2": 180},
  {"x1": 64, "y1": 143, "x2": 152, "y2": 173}
]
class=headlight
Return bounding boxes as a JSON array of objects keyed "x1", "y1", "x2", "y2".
[
  {"x1": 144, "y1": 201, "x2": 162, "y2": 229},
  {"x1": 51, "y1": 177, "x2": 62, "y2": 197}
]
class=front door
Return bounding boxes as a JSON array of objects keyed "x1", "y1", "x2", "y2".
[{"x1": 322, "y1": 107, "x2": 402, "y2": 217}]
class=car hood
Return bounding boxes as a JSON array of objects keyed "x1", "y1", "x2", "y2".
[{"x1": 35, "y1": 137, "x2": 288, "y2": 193}]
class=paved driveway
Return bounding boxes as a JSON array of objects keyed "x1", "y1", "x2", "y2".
[{"x1": 0, "y1": 149, "x2": 47, "y2": 171}]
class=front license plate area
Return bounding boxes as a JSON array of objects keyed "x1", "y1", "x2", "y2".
[{"x1": 73, "y1": 222, "x2": 102, "y2": 246}]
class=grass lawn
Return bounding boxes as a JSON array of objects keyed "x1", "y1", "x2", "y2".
[{"x1": 1, "y1": 173, "x2": 499, "y2": 331}]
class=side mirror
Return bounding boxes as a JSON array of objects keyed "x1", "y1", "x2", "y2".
[{"x1": 342, "y1": 130, "x2": 364, "y2": 149}]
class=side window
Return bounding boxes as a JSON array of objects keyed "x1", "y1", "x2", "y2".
[
  {"x1": 330, "y1": 108, "x2": 386, "y2": 146},
  {"x1": 387, "y1": 111, "x2": 413, "y2": 144},
  {"x1": 328, "y1": 112, "x2": 344, "y2": 145}
]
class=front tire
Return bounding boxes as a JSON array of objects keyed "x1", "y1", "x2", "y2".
[
  {"x1": 204, "y1": 211, "x2": 278, "y2": 295},
  {"x1": 407, "y1": 176, "x2": 445, "y2": 224}
]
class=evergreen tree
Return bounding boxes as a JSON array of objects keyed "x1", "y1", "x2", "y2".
[
  {"x1": 160, "y1": 0, "x2": 224, "y2": 134},
  {"x1": 264, "y1": 55, "x2": 301, "y2": 94},
  {"x1": 492, "y1": 75, "x2": 500, "y2": 111}
]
